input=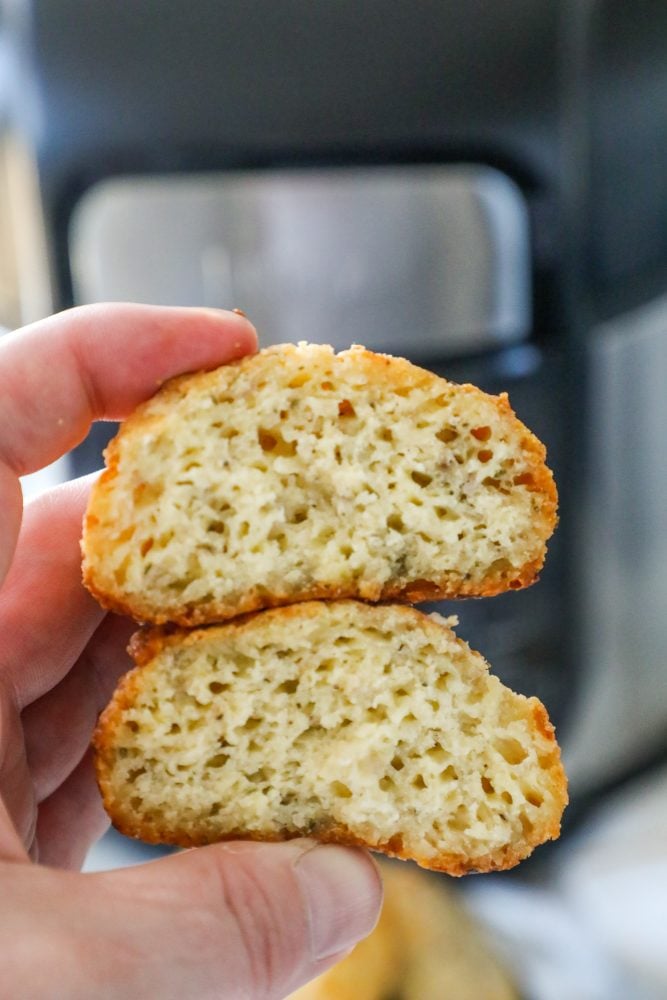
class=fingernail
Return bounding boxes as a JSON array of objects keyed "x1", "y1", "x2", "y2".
[{"x1": 294, "y1": 845, "x2": 382, "y2": 962}]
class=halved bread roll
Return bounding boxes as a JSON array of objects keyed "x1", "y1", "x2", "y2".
[
  {"x1": 82, "y1": 343, "x2": 557, "y2": 626},
  {"x1": 93, "y1": 601, "x2": 567, "y2": 874}
]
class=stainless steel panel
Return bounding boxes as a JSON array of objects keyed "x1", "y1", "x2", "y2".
[
  {"x1": 565, "y1": 294, "x2": 667, "y2": 792},
  {"x1": 69, "y1": 165, "x2": 530, "y2": 358}
]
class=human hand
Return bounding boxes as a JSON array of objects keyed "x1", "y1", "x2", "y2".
[{"x1": 0, "y1": 304, "x2": 382, "y2": 999}]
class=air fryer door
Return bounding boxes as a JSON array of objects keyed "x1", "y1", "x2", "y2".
[{"x1": 69, "y1": 164, "x2": 531, "y2": 359}]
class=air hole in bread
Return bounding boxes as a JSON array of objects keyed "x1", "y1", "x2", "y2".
[
  {"x1": 257, "y1": 428, "x2": 297, "y2": 457},
  {"x1": 519, "y1": 813, "x2": 534, "y2": 836},
  {"x1": 538, "y1": 751, "x2": 558, "y2": 769},
  {"x1": 288, "y1": 371, "x2": 310, "y2": 389},
  {"x1": 476, "y1": 802, "x2": 494, "y2": 824},
  {"x1": 248, "y1": 769, "x2": 268, "y2": 784},
  {"x1": 523, "y1": 788, "x2": 544, "y2": 808},
  {"x1": 489, "y1": 557, "x2": 512, "y2": 574},
  {"x1": 494, "y1": 737, "x2": 528, "y2": 765},
  {"x1": 276, "y1": 679, "x2": 298, "y2": 694},
  {"x1": 338, "y1": 399, "x2": 356, "y2": 418},
  {"x1": 118, "y1": 525, "x2": 136, "y2": 555},
  {"x1": 426, "y1": 743, "x2": 446, "y2": 764},
  {"x1": 471, "y1": 426, "x2": 492, "y2": 442},
  {"x1": 435, "y1": 505, "x2": 459, "y2": 521},
  {"x1": 206, "y1": 521, "x2": 226, "y2": 535},
  {"x1": 436, "y1": 426, "x2": 459, "y2": 443},
  {"x1": 387, "y1": 513, "x2": 406, "y2": 533},
  {"x1": 132, "y1": 482, "x2": 163, "y2": 508},
  {"x1": 206, "y1": 754, "x2": 229, "y2": 768},
  {"x1": 448, "y1": 805, "x2": 470, "y2": 832},
  {"x1": 411, "y1": 470, "x2": 433, "y2": 488},
  {"x1": 460, "y1": 714, "x2": 479, "y2": 736},
  {"x1": 232, "y1": 653, "x2": 254, "y2": 675},
  {"x1": 113, "y1": 556, "x2": 131, "y2": 587},
  {"x1": 331, "y1": 781, "x2": 353, "y2": 799},
  {"x1": 483, "y1": 476, "x2": 505, "y2": 491}
]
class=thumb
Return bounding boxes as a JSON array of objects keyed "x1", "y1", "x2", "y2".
[
  {"x1": 102, "y1": 839, "x2": 383, "y2": 998},
  {"x1": 4, "y1": 839, "x2": 382, "y2": 999}
]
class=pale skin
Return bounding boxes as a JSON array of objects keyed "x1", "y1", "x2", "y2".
[{"x1": 0, "y1": 304, "x2": 382, "y2": 999}]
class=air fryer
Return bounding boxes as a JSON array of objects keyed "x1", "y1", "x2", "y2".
[{"x1": 5, "y1": 0, "x2": 667, "y2": 818}]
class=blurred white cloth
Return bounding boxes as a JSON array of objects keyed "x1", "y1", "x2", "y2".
[
  {"x1": 465, "y1": 881, "x2": 639, "y2": 1000},
  {"x1": 557, "y1": 767, "x2": 667, "y2": 998},
  {"x1": 465, "y1": 768, "x2": 667, "y2": 1000}
]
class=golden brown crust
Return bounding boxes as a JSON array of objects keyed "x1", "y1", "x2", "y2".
[
  {"x1": 83, "y1": 561, "x2": 548, "y2": 629},
  {"x1": 92, "y1": 781, "x2": 565, "y2": 878},
  {"x1": 81, "y1": 343, "x2": 558, "y2": 626},
  {"x1": 93, "y1": 602, "x2": 568, "y2": 876}
]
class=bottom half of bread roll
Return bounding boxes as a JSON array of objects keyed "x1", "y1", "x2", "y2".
[{"x1": 93, "y1": 600, "x2": 567, "y2": 874}]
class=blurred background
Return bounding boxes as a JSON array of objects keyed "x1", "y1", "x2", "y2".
[{"x1": 4, "y1": 1, "x2": 667, "y2": 996}]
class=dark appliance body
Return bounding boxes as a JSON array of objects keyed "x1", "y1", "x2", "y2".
[{"x1": 6, "y1": 0, "x2": 667, "y2": 809}]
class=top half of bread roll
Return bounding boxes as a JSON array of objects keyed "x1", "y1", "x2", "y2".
[{"x1": 82, "y1": 343, "x2": 557, "y2": 625}]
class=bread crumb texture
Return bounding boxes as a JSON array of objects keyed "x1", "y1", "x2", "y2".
[
  {"x1": 82, "y1": 343, "x2": 557, "y2": 625},
  {"x1": 94, "y1": 601, "x2": 567, "y2": 874}
]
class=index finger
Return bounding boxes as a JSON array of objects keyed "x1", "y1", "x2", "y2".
[{"x1": 0, "y1": 303, "x2": 257, "y2": 584}]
